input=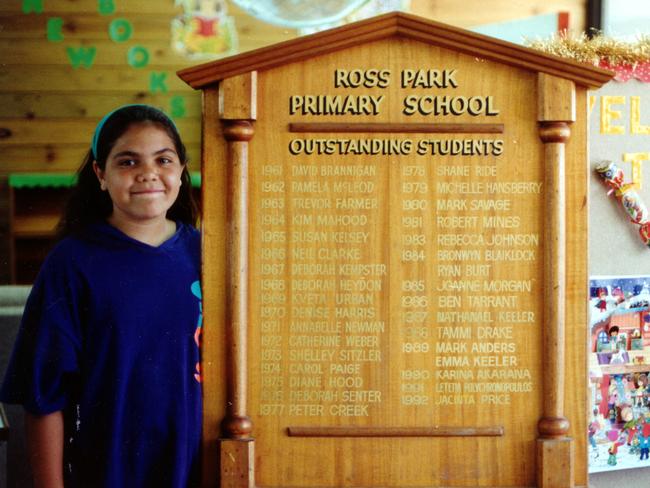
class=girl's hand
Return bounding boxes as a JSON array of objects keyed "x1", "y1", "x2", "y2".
[{"x1": 25, "y1": 411, "x2": 65, "y2": 488}]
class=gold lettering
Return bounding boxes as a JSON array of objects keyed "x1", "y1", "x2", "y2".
[
  {"x1": 400, "y1": 69, "x2": 458, "y2": 88},
  {"x1": 484, "y1": 249, "x2": 535, "y2": 261},
  {"x1": 341, "y1": 390, "x2": 381, "y2": 402},
  {"x1": 289, "y1": 404, "x2": 325, "y2": 416},
  {"x1": 601, "y1": 95, "x2": 626, "y2": 134},
  {"x1": 435, "y1": 342, "x2": 467, "y2": 353},
  {"x1": 476, "y1": 326, "x2": 513, "y2": 339},
  {"x1": 438, "y1": 327, "x2": 472, "y2": 339},
  {"x1": 436, "y1": 382, "x2": 461, "y2": 393},
  {"x1": 467, "y1": 295, "x2": 518, "y2": 307},
  {"x1": 463, "y1": 382, "x2": 532, "y2": 393},
  {"x1": 403, "y1": 95, "x2": 498, "y2": 116},
  {"x1": 436, "y1": 165, "x2": 469, "y2": 176},
  {"x1": 589, "y1": 95, "x2": 596, "y2": 116},
  {"x1": 475, "y1": 165, "x2": 497, "y2": 176},
  {"x1": 329, "y1": 404, "x2": 369, "y2": 416},
  {"x1": 496, "y1": 311, "x2": 535, "y2": 322},
  {"x1": 472, "y1": 355, "x2": 517, "y2": 367},
  {"x1": 623, "y1": 152, "x2": 650, "y2": 188},
  {"x1": 436, "y1": 216, "x2": 479, "y2": 228},
  {"x1": 631, "y1": 96, "x2": 650, "y2": 134},
  {"x1": 480, "y1": 394, "x2": 510, "y2": 404},
  {"x1": 289, "y1": 94, "x2": 384, "y2": 115},
  {"x1": 329, "y1": 363, "x2": 361, "y2": 375},
  {"x1": 470, "y1": 342, "x2": 516, "y2": 353},
  {"x1": 434, "y1": 394, "x2": 475, "y2": 405},
  {"x1": 465, "y1": 264, "x2": 491, "y2": 276}
]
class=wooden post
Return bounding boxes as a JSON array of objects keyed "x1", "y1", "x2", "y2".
[
  {"x1": 536, "y1": 73, "x2": 576, "y2": 488},
  {"x1": 218, "y1": 72, "x2": 257, "y2": 488}
]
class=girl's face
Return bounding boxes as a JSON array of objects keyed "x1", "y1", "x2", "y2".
[{"x1": 94, "y1": 122, "x2": 184, "y2": 227}]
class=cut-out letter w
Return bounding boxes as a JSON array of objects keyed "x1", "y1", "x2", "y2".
[{"x1": 66, "y1": 47, "x2": 97, "y2": 69}]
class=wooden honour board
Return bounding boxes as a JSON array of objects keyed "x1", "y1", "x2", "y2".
[{"x1": 185, "y1": 14, "x2": 614, "y2": 488}]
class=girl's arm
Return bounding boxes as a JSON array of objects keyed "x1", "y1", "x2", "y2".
[{"x1": 25, "y1": 411, "x2": 65, "y2": 488}]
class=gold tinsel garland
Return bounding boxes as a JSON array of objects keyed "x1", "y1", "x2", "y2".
[{"x1": 526, "y1": 34, "x2": 650, "y2": 67}]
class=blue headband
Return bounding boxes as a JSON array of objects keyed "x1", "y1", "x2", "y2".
[{"x1": 91, "y1": 104, "x2": 178, "y2": 160}]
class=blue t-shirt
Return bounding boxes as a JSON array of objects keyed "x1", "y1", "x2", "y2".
[{"x1": 1, "y1": 222, "x2": 202, "y2": 487}]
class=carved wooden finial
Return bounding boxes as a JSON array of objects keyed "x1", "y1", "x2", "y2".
[
  {"x1": 222, "y1": 120, "x2": 255, "y2": 142},
  {"x1": 538, "y1": 121, "x2": 571, "y2": 144},
  {"x1": 538, "y1": 416, "x2": 571, "y2": 438},
  {"x1": 222, "y1": 414, "x2": 254, "y2": 439}
]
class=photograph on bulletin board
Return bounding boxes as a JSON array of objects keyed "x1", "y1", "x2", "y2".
[{"x1": 589, "y1": 276, "x2": 650, "y2": 473}]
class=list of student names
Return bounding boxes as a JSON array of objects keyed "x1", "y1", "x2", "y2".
[{"x1": 253, "y1": 144, "x2": 539, "y2": 421}]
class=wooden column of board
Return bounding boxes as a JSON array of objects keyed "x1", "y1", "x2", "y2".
[
  {"x1": 217, "y1": 73, "x2": 257, "y2": 488},
  {"x1": 536, "y1": 73, "x2": 577, "y2": 488}
]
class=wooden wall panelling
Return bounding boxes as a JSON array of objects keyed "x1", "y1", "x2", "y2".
[
  {"x1": 0, "y1": 14, "x2": 182, "y2": 40},
  {"x1": 0, "y1": 93, "x2": 202, "y2": 119},
  {"x1": 0, "y1": 3, "x2": 294, "y2": 44},
  {"x1": 0, "y1": 5, "x2": 200, "y2": 178},
  {"x1": 0, "y1": 13, "x2": 291, "y2": 54},
  {"x1": 1, "y1": 40, "x2": 203, "y2": 66},
  {"x1": 0, "y1": 1, "x2": 195, "y2": 14},
  {"x1": 0, "y1": 0, "x2": 240, "y2": 281},
  {"x1": 0, "y1": 119, "x2": 201, "y2": 145},
  {"x1": 0, "y1": 144, "x2": 201, "y2": 173},
  {"x1": 0, "y1": 66, "x2": 193, "y2": 92},
  {"x1": 0, "y1": 116, "x2": 201, "y2": 173}
]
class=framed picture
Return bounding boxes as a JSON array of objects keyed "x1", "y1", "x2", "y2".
[{"x1": 588, "y1": 275, "x2": 650, "y2": 473}]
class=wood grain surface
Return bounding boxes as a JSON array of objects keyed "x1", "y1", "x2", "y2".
[{"x1": 196, "y1": 32, "x2": 606, "y2": 486}]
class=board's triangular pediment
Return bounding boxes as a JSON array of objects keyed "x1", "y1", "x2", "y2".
[{"x1": 178, "y1": 12, "x2": 612, "y2": 90}]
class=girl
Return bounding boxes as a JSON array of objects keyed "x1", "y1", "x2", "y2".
[{"x1": 1, "y1": 105, "x2": 202, "y2": 487}]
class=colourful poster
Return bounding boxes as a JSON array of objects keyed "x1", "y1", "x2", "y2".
[
  {"x1": 589, "y1": 276, "x2": 650, "y2": 472},
  {"x1": 172, "y1": 0, "x2": 238, "y2": 59}
]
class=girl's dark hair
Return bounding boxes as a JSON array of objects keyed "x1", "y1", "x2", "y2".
[{"x1": 57, "y1": 105, "x2": 198, "y2": 238}]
